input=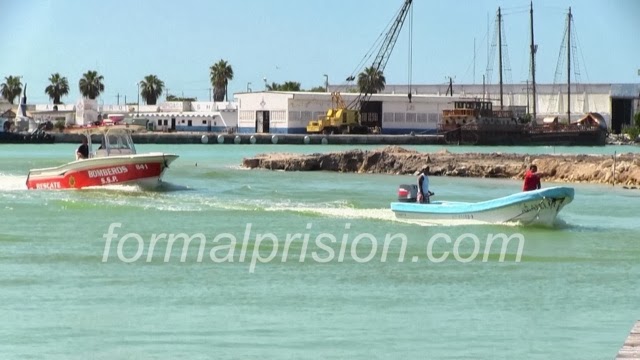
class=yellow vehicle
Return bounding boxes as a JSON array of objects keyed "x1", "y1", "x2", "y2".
[{"x1": 306, "y1": 92, "x2": 368, "y2": 134}]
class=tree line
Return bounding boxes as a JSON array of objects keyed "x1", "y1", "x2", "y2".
[{"x1": 0, "y1": 61, "x2": 385, "y2": 105}]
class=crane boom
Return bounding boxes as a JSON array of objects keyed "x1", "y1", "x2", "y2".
[
  {"x1": 305, "y1": 0, "x2": 413, "y2": 135},
  {"x1": 373, "y1": 0, "x2": 413, "y2": 81},
  {"x1": 350, "y1": 0, "x2": 413, "y2": 108}
]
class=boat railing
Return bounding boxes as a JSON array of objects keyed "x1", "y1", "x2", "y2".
[
  {"x1": 529, "y1": 123, "x2": 603, "y2": 134},
  {"x1": 439, "y1": 121, "x2": 526, "y2": 132},
  {"x1": 443, "y1": 109, "x2": 477, "y2": 117},
  {"x1": 492, "y1": 110, "x2": 514, "y2": 118},
  {"x1": 92, "y1": 148, "x2": 135, "y2": 158}
]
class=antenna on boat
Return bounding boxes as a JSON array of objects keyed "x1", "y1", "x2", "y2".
[
  {"x1": 498, "y1": 7, "x2": 504, "y2": 110},
  {"x1": 530, "y1": 1, "x2": 537, "y2": 123},
  {"x1": 567, "y1": 7, "x2": 572, "y2": 123}
]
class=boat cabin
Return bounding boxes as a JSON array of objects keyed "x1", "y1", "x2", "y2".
[
  {"x1": 74, "y1": 125, "x2": 143, "y2": 158},
  {"x1": 443, "y1": 100, "x2": 498, "y2": 120},
  {"x1": 453, "y1": 100, "x2": 494, "y2": 117}
]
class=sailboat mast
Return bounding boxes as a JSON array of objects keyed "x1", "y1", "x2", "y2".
[
  {"x1": 498, "y1": 7, "x2": 504, "y2": 109},
  {"x1": 530, "y1": 1, "x2": 537, "y2": 122},
  {"x1": 567, "y1": 7, "x2": 572, "y2": 122}
]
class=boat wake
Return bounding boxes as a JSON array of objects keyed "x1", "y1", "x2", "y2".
[
  {"x1": 262, "y1": 204, "x2": 518, "y2": 227},
  {"x1": 98, "y1": 181, "x2": 191, "y2": 193},
  {"x1": 0, "y1": 174, "x2": 27, "y2": 191}
]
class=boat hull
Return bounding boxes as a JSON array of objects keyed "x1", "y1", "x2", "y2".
[
  {"x1": 391, "y1": 186, "x2": 574, "y2": 226},
  {"x1": 26, "y1": 153, "x2": 178, "y2": 190},
  {"x1": 442, "y1": 126, "x2": 606, "y2": 146},
  {"x1": 0, "y1": 131, "x2": 55, "y2": 144}
]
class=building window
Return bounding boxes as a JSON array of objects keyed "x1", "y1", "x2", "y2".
[
  {"x1": 157, "y1": 120, "x2": 162, "y2": 125},
  {"x1": 182, "y1": 120, "x2": 185, "y2": 124},
  {"x1": 202, "y1": 120, "x2": 207, "y2": 125},
  {"x1": 188, "y1": 120, "x2": 192, "y2": 127}
]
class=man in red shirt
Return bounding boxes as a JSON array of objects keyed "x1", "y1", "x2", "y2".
[{"x1": 522, "y1": 164, "x2": 543, "y2": 191}]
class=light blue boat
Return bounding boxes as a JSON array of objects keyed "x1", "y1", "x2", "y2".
[{"x1": 391, "y1": 186, "x2": 575, "y2": 226}]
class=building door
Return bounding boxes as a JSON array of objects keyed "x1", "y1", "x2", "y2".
[
  {"x1": 360, "y1": 101, "x2": 383, "y2": 129},
  {"x1": 255, "y1": 111, "x2": 270, "y2": 133},
  {"x1": 255, "y1": 111, "x2": 262, "y2": 132},
  {"x1": 171, "y1": 118, "x2": 176, "y2": 131},
  {"x1": 611, "y1": 98, "x2": 633, "y2": 134}
]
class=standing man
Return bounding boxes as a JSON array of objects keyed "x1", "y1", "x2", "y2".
[
  {"x1": 76, "y1": 136, "x2": 89, "y2": 160},
  {"x1": 522, "y1": 164, "x2": 543, "y2": 191},
  {"x1": 417, "y1": 166, "x2": 431, "y2": 204}
]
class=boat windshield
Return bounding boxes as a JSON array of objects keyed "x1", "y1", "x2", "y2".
[{"x1": 91, "y1": 128, "x2": 137, "y2": 157}]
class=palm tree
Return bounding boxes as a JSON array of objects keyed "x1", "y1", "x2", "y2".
[
  {"x1": 45, "y1": 73, "x2": 70, "y2": 104},
  {"x1": 266, "y1": 81, "x2": 301, "y2": 91},
  {"x1": 78, "y1": 70, "x2": 105, "y2": 99},
  {"x1": 280, "y1": 81, "x2": 301, "y2": 91},
  {"x1": 139, "y1": 75, "x2": 165, "y2": 105},
  {"x1": 357, "y1": 66, "x2": 386, "y2": 94},
  {"x1": 209, "y1": 59, "x2": 234, "y2": 102},
  {"x1": 265, "y1": 82, "x2": 280, "y2": 91},
  {"x1": 1, "y1": 76, "x2": 23, "y2": 104}
]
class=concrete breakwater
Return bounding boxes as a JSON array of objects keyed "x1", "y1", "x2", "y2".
[
  {"x1": 51, "y1": 132, "x2": 444, "y2": 145},
  {"x1": 242, "y1": 146, "x2": 640, "y2": 187}
]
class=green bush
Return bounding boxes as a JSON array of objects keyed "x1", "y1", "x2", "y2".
[
  {"x1": 520, "y1": 113, "x2": 532, "y2": 124},
  {"x1": 54, "y1": 119, "x2": 65, "y2": 132},
  {"x1": 623, "y1": 125, "x2": 639, "y2": 142},
  {"x1": 634, "y1": 112, "x2": 640, "y2": 128}
]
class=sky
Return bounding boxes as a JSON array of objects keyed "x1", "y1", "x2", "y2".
[{"x1": 1, "y1": 0, "x2": 638, "y2": 104}]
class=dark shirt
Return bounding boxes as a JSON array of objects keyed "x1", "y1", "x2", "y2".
[{"x1": 77, "y1": 144, "x2": 89, "y2": 159}]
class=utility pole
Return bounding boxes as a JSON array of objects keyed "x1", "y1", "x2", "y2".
[
  {"x1": 445, "y1": 76, "x2": 454, "y2": 96},
  {"x1": 116, "y1": 93, "x2": 120, "y2": 105},
  {"x1": 137, "y1": 82, "x2": 140, "y2": 117},
  {"x1": 209, "y1": 88, "x2": 212, "y2": 102}
]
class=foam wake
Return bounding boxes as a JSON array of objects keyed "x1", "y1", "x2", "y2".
[{"x1": 0, "y1": 174, "x2": 27, "y2": 191}]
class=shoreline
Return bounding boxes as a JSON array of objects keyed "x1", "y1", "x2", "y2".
[
  {"x1": 47, "y1": 132, "x2": 445, "y2": 145},
  {"x1": 32, "y1": 131, "x2": 638, "y2": 146},
  {"x1": 242, "y1": 146, "x2": 640, "y2": 187}
]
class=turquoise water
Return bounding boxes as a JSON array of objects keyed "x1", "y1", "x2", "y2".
[{"x1": 1, "y1": 143, "x2": 639, "y2": 359}]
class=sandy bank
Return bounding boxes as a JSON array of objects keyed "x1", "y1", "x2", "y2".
[{"x1": 242, "y1": 146, "x2": 640, "y2": 187}]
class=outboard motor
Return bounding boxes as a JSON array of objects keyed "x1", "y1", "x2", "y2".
[{"x1": 397, "y1": 184, "x2": 418, "y2": 202}]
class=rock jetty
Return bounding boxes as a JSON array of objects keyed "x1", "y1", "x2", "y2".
[{"x1": 242, "y1": 146, "x2": 640, "y2": 187}]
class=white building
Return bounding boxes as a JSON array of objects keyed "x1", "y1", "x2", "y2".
[
  {"x1": 4, "y1": 82, "x2": 638, "y2": 134},
  {"x1": 347, "y1": 83, "x2": 640, "y2": 134},
  {"x1": 24, "y1": 100, "x2": 238, "y2": 132},
  {"x1": 234, "y1": 83, "x2": 640, "y2": 135},
  {"x1": 234, "y1": 91, "x2": 460, "y2": 134}
]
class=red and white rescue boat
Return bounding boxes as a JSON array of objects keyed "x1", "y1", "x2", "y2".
[{"x1": 26, "y1": 125, "x2": 178, "y2": 190}]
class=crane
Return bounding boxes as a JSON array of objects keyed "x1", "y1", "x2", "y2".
[
  {"x1": 349, "y1": 0, "x2": 413, "y2": 109},
  {"x1": 306, "y1": 0, "x2": 413, "y2": 135}
]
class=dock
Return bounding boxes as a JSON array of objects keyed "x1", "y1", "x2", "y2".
[
  {"x1": 617, "y1": 321, "x2": 640, "y2": 359},
  {"x1": 50, "y1": 132, "x2": 445, "y2": 145}
]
